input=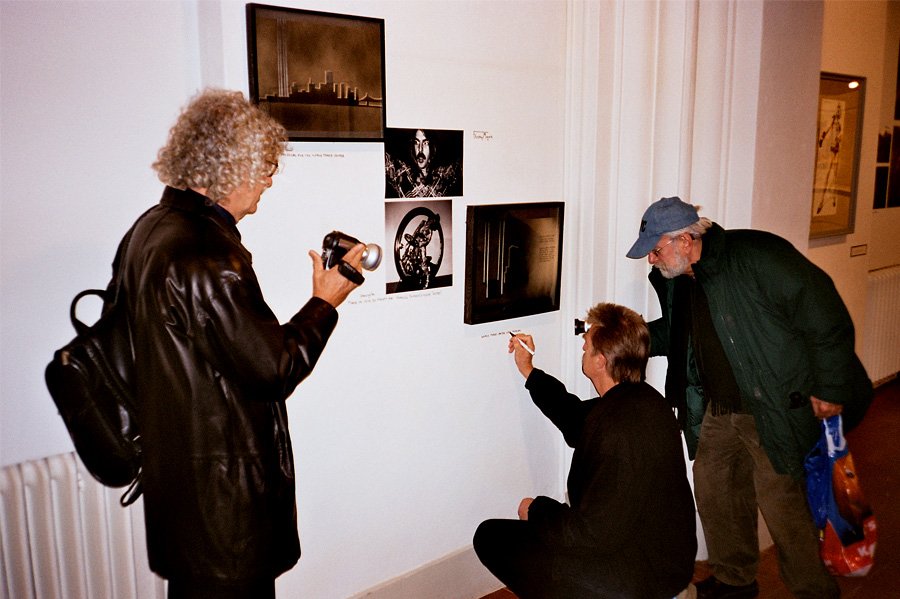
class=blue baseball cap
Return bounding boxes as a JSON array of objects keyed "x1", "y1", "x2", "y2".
[{"x1": 626, "y1": 196, "x2": 699, "y2": 258}]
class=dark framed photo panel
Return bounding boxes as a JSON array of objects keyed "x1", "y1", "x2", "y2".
[
  {"x1": 810, "y1": 72, "x2": 865, "y2": 239},
  {"x1": 246, "y1": 4, "x2": 386, "y2": 141},
  {"x1": 464, "y1": 202, "x2": 564, "y2": 325}
]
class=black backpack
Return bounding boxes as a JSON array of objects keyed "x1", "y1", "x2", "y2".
[{"x1": 45, "y1": 226, "x2": 142, "y2": 506}]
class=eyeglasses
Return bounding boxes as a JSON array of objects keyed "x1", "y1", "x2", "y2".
[
  {"x1": 265, "y1": 161, "x2": 279, "y2": 178},
  {"x1": 650, "y1": 237, "x2": 676, "y2": 257}
]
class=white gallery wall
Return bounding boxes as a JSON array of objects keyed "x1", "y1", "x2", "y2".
[{"x1": 1, "y1": 3, "x2": 196, "y2": 460}]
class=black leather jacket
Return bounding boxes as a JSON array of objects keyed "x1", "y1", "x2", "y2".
[{"x1": 121, "y1": 186, "x2": 337, "y2": 584}]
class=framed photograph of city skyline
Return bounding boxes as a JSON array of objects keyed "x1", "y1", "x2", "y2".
[
  {"x1": 810, "y1": 72, "x2": 864, "y2": 239},
  {"x1": 246, "y1": 4, "x2": 386, "y2": 141}
]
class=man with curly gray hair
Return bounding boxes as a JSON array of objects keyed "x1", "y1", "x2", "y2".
[{"x1": 120, "y1": 89, "x2": 365, "y2": 598}]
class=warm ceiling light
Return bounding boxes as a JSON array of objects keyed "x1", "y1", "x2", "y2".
[{"x1": 849, "y1": 81, "x2": 859, "y2": 89}]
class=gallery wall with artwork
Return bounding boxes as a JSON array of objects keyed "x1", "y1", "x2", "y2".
[
  {"x1": 6, "y1": 1, "x2": 875, "y2": 598},
  {"x1": 231, "y1": 4, "x2": 570, "y2": 597},
  {"x1": 6, "y1": 2, "x2": 570, "y2": 599},
  {"x1": 810, "y1": 0, "x2": 900, "y2": 346}
]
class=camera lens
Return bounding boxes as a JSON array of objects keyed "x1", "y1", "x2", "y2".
[
  {"x1": 574, "y1": 319, "x2": 586, "y2": 335},
  {"x1": 361, "y1": 244, "x2": 382, "y2": 271}
]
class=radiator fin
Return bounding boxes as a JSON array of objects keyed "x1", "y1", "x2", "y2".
[
  {"x1": 863, "y1": 265, "x2": 900, "y2": 385},
  {"x1": 0, "y1": 453, "x2": 163, "y2": 599}
]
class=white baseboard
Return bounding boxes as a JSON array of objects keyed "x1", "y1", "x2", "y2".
[{"x1": 347, "y1": 545, "x2": 503, "y2": 599}]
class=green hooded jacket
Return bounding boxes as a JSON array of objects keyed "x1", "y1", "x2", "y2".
[{"x1": 648, "y1": 223, "x2": 872, "y2": 479}]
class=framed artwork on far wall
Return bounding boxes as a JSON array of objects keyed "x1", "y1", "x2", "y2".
[
  {"x1": 246, "y1": 4, "x2": 386, "y2": 141},
  {"x1": 810, "y1": 72, "x2": 865, "y2": 239},
  {"x1": 464, "y1": 202, "x2": 564, "y2": 325}
]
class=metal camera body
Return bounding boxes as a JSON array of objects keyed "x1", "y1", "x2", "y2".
[
  {"x1": 574, "y1": 319, "x2": 588, "y2": 336},
  {"x1": 321, "y1": 231, "x2": 382, "y2": 271}
]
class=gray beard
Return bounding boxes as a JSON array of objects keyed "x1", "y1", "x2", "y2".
[{"x1": 655, "y1": 252, "x2": 691, "y2": 279}]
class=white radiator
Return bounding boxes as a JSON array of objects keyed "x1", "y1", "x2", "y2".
[
  {"x1": 0, "y1": 452, "x2": 164, "y2": 599},
  {"x1": 863, "y1": 265, "x2": 900, "y2": 385}
]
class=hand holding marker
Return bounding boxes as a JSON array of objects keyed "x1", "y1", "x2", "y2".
[{"x1": 509, "y1": 331, "x2": 534, "y2": 355}]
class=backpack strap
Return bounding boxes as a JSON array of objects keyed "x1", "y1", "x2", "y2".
[
  {"x1": 120, "y1": 472, "x2": 143, "y2": 507},
  {"x1": 69, "y1": 289, "x2": 108, "y2": 336}
]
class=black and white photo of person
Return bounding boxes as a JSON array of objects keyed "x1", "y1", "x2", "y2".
[
  {"x1": 385, "y1": 200, "x2": 453, "y2": 294},
  {"x1": 384, "y1": 128, "x2": 463, "y2": 198},
  {"x1": 814, "y1": 99, "x2": 844, "y2": 216}
]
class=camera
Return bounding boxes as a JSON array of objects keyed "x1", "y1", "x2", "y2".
[
  {"x1": 321, "y1": 231, "x2": 382, "y2": 271},
  {"x1": 574, "y1": 319, "x2": 591, "y2": 336}
]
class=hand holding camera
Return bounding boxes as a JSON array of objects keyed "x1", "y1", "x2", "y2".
[
  {"x1": 321, "y1": 231, "x2": 382, "y2": 271},
  {"x1": 310, "y1": 232, "x2": 382, "y2": 308}
]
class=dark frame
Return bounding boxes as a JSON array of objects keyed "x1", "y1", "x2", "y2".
[
  {"x1": 464, "y1": 202, "x2": 564, "y2": 325},
  {"x1": 886, "y1": 127, "x2": 900, "y2": 208},
  {"x1": 246, "y1": 4, "x2": 386, "y2": 141},
  {"x1": 810, "y1": 72, "x2": 865, "y2": 239}
]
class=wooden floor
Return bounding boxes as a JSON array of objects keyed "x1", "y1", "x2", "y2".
[{"x1": 480, "y1": 377, "x2": 900, "y2": 599}]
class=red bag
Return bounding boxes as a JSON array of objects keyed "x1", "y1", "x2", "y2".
[{"x1": 804, "y1": 415, "x2": 876, "y2": 576}]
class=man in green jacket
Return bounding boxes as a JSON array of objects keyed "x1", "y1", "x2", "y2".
[{"x1": 626, "y1": 196, "x2": 872, "y2": 599}]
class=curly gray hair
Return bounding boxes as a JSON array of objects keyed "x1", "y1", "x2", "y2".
[{"x1": 153, "y1": 89, "x2": 286, "y2": 203}]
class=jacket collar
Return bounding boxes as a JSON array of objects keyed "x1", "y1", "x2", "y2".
[
  {"x1": 691, "y1": 222, "x2": 725, "y2": 278},
  {"x1": 160, "y1": 185, "x2": 214, "y2": 212},
  {"x1": 160, "y1": 186, "x2": 240, "y2": 240}
]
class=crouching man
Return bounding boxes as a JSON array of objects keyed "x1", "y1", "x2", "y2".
[{"x1": 474, "y1": 303, "x2": 697, "y2": 599}]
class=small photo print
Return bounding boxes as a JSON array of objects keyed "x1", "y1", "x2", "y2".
[
  {"x1": 385, "y1": 199, "x2": 453, "y2": 294},
  {"x1": 384, "y1": 128, "x2": 463, "y2": 198}
]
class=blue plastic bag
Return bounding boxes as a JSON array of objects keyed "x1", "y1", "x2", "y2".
[{"x1": 803, "y1": 415, "x2": 876, "y2": 576}]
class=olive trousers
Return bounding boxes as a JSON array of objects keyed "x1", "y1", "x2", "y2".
[{"x1": 693, "y1": 407, "x2": 840, "y2": 599}]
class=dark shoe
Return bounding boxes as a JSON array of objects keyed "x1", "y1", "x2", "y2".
[{"x1": 694, "y1": 576, "x2": 759, "y2": 599}]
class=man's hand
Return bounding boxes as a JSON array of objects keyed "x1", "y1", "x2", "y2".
[
  {"x1": 810, "y1": 395, "x2": 843, "y2": 419},
  {"x1": 508, "y1": 333, "x2": 535, "y2": 379},
  {"x1": 309, "y1": 243, "x2": 365, "y2": 308},
  {"x1": 518, "y1": 497, "x2": 533, "y2": 521}
]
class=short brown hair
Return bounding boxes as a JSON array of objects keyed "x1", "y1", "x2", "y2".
[{"x1": 585, "y1": 303, "x2": 650, "y2": 383}]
